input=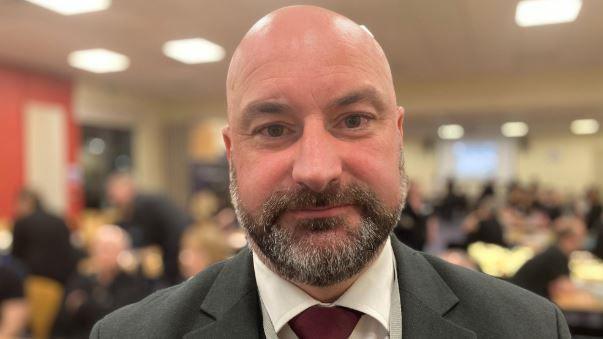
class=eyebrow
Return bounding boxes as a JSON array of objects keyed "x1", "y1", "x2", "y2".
[
  {"x1": 239, "y1": 101, "x2": 292, "y2": 131},
  {"x1": 327, "y1": 87, "x2": 386, "y2": 112}
]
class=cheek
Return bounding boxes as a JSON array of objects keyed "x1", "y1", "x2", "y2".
[
  {"x1": 234, "y1": 149, "x2": 293, "y2": 212},
  {"x1": 344, "y1": 138, "x2": 402, "y2": 206}
]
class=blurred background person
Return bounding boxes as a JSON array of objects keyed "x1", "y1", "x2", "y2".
[
  {"x1": 511, "y1": 216, "x2": 587, "y2": 300},
  {"x1": 393, "y1": 181, "x2": 438, "y2": 251},
  {"x1": 54, "y1": 225, "x2": 151, "y2": 339},
  {"x1": 439, "y1": 249, "x2": 480, "y2": 271},
  {"x1": 105, "y1": 173, "x2": 190, "y2": 285},
  {"x1": 11, "y1": 189, "x2": 75, "y2": 339},
  {"x1": 435, "y1": 178, "x2": 468, "y2": 227},
  {"x1": 178, "y1": 223, "x2": 233, "y2": 279},
  {"x1": 584, "y1": 187, "x2": 602, "y2": 231},
  {"x1": 0, "y1": 265, "x2": 29, "y2": 339},
  {"x1": 462, "y1": 197, "x2": 507, "y2": 248}
]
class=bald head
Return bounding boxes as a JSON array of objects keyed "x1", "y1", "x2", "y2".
[{"x1": 226, "y1": 5, "x2": 395, "y2": 119}]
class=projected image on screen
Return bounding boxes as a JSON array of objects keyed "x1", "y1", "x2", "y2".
[{"x1": 453, "y1": 142, "x2": 499, "y2": 179}]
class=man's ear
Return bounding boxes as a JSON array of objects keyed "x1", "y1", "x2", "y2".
[
  {"x1": 397, "y1": 106, "x2": 405, "y2": 137},
  {"x1": 222, "y1": 125, "x2": 232, "y2": 162}
]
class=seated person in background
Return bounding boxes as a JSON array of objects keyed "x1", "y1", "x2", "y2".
[
  {"x1": 439, "y1": 249, "x2": 479, "y2": 271},
  {"x1": 511, "y1": 216, "x2": 586, "y2": 299},
  {"x1": 105, "y1": 173, "x2": 190, "y2": 285},
  {"x1": 393, "y1": 181, "x2": 437, "y2": 251},
  {"x1": 584, "y1": 186, "x2": 602, "y2": 230},
  {"x1": 0, "y1": 265, "x2": 29, "y2": 339},
  {"x1": 462, "y1": 198, "x2": 506, "y2": 248},
  {"x1": 435, "y1": 178, "x2": 468, "y2": 224},
  {"x1": 592, "y1": 222, "x2": 603, "y2": 260},
  {"x1": 178, "y1": 223, "x2": 233, "y2": 279},
  {"x1": 54, "y1": 225, "x2": 151, "y2": 339}
]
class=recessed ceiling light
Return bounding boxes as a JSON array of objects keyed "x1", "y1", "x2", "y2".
[
  {"x1": 501, "y1": 122, "x2": 529, "y2": 137},
  {"x1": 68, "y1": 49, "x2": 129, "y2": 73},
  {"x1": 570, "y1": 119, "x2": 599, "y2": 135},
  {"x1": 438, "y1": 124, "x2": 464, "y2": 140},
  {"x1": 162, "y1": 38, "x2": 225, "y2": 64},
  {"x1": 516, "y1": 0, "x2": 582, "y2": 27},
  {"x1": 24, "y1": 0, "x2": 111, "y2": 15}
]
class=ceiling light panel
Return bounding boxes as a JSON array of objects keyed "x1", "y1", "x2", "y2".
[
  {"x1": 571, "y1": 119, "x2": 599, "y2": 135},
  {"x1": 438, "y1": 124, "x2": 464, "y2": 140},
  {"x1": 162, "y1": 38, "x2": 225, "y2": 64},
  {"x1": 68, "y1": 49, "x2": 129, "y2": 73},
  {"x1": 516, "y1": 0, "x2": 582, "y2": 27},
  {"x1": 501, "y1": 122, "x2": 529, "y2": 137},
  {"x1": 24, "y1": 0, "x2": 111, "y2": 15}
]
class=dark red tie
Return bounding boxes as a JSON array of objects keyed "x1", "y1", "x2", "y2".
[{"x1": 288, "y1": 305, "x2": 363, "y2": 339}]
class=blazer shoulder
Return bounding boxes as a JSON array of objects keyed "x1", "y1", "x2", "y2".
[
  {"x1": 421, "y1": 252, "x2": 569, "y2": 337},
  {"x1": 92, "y1": 261, "x2": 227, "y2": 338}
]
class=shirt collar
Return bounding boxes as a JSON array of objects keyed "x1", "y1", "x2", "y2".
[{"x1": 253, "y1": 238, "x2": 394, "y2": 333}]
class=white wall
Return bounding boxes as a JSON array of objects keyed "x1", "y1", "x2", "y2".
[{"x1": 404, "y1": 132, "x2": 603, "y2": 197}]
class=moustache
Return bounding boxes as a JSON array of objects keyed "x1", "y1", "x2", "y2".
[{"x1": 257, "y1": 182, "x2": 377, "y2": 228}]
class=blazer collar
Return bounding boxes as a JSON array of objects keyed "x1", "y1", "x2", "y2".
[
  {"x1": 185, "y1": 237, "x2": 476, "y2": 339},
  {"x1": 391, "y1": 237, "x2": 476, "y2": 338},
  {"x1": 184, "y1": 248, "x2": 264, "y2": 339}
]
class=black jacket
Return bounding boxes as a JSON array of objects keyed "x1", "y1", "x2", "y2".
[
  {"x1": 12, "y1": 209, "x2": 75, "y2": 284},
  {"x1": 91, "y1": 237, "x2": 570, "y2": 338}
]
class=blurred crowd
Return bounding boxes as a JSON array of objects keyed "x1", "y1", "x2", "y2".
[
  {"x1": 0, "y1": 173, "x2": 240, "y2": 339},
  {"x1": 396, "y1": 178, "x2": 603, "y2": 304},
  {"x1": 1, "y1": 174, "x2": 603, "y2": 338}
]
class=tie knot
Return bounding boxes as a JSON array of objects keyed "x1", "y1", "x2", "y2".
[{"x1": 289, "y1": 305, "x2": 363, "y2": 339}]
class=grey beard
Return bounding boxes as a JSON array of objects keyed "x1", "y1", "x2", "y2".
[{"x1": 229, "y1": 151, "x2": 408, "y2": 287}]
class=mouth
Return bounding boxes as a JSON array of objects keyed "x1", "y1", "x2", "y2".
[{"x1": 287, "y1": 204, "x2": 354, "y2": 219}]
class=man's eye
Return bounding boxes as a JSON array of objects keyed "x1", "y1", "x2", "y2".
[
  {"x1": 340, "y1": 114, "x2": 372, "y2": 129},
  {"x1": 344, "y1": 115, "x2": 363, "y2": 128},
  {"x1": 261, "y1": 124, "x2": 286, "y2": 137}
]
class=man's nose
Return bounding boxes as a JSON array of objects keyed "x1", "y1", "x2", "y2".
[{"x1": 291, "y1": 121, "x2": 343, "y2": 192}]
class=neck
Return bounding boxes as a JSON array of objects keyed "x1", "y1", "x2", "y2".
[{"x1": 558, "y1": 241, "x2": 574, "y2": 256}]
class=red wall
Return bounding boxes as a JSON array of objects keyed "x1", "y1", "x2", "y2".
[{"x1": 0, "y1": 66, "x2": 81, "y2": 220}]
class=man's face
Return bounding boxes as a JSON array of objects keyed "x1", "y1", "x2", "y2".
[
  {"x1": 225, "y1": 23, "x2": 407, "y2": 286},
  {"x1": 106, "y1": 178, "x2": 134, "y2": 209}
]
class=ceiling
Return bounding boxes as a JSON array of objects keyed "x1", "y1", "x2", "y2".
[{"x1": 1, "y1": 0, "x2": 602, "y2": 102}]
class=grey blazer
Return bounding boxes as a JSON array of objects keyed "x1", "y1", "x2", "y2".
[{"x1": 91, "y1": 237, "x2": 571, "y2": 338}]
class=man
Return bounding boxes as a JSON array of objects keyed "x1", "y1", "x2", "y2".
[
  {"x1": 106, "y1": 173, "x2": 190, "y2": 285},
  {"x1": 12, "y1": 189, "x2": 76, "y2": 339},
  {"x1": 512, "y1": 216, "x2": 586, "y2": 299},
  {"x1": 92, "y1": 6, "x2": 570, "y2": 338},
  {"x1": 12, "y1": 189, "x2": 76, "y2": 286},
  {"x1": 55, "y1": 225, "x2": 152, "y2": 338}
]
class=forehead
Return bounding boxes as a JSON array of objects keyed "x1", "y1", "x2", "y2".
[{"x1": 232, "y1": 50, "x2": 390, "y2": 119}]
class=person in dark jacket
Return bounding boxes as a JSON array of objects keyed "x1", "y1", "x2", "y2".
[
  {"x1": 11, "y1": 189, "x2": 75, "y2": 285},
  {"x1": 512, "y1": 216, "x2": 586, "y2": 299},
  {"x1": 462, "y1": 198, "x2": 506, "y2": 248},
  {"x1": 93, "y1": 6, "x2": 569, "y2": 338},
  {"x1": 394, "y1": 181, "x2": 435, "y2": 251},
  {"x1": 105, "y1": 173, "x2": 190, "y2": 285}
]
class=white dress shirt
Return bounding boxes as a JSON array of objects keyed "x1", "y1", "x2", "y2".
[{"x1": 253, "y1": 238, "x2": 395, "y2": 339}]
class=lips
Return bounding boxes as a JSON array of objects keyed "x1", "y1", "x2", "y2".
[{"x1": 287, "y1": 204, "x2": 353, "y2": 219}]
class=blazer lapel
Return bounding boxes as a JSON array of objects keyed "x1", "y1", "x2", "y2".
[
  {"x1": 391, "y1": 237, "x2": 477, "y2": 339},
  {"x1": 184, "y1": 248, "x2": 264, "y2": 339}
]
